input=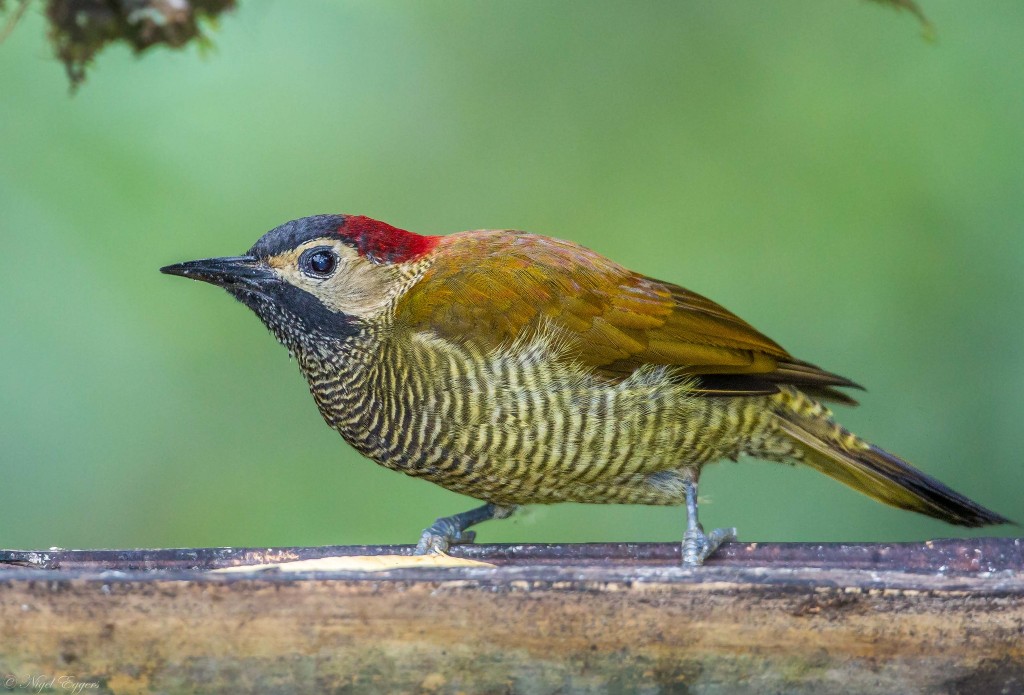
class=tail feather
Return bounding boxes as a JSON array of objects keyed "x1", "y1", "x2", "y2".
[{"x1": 773, "y1": 390, "x2": 1010, "y2": 528}]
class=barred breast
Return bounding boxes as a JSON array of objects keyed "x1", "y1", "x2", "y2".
[{"x1": 303, "y1": 329, "x2": 789, "y2": 506}]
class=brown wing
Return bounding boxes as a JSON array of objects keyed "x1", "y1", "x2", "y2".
[{"x1": 396, "y1": 231, "x2": 859, "y2": 401}]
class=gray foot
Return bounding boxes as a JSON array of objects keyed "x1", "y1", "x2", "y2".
[
  {"x1": 415, "y1": 519, "x2": 478, "y2": 555},
  {"x1": 681, "y1": 526, "x2": 737, "y2": 567},
  {"x1": 414, "y1": 503, "x2": 516, "y2": 555}
]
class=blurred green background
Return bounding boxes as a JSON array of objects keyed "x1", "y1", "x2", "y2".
[{"x1": 1, "y1": 1, "x2": 1021, "y2": 550}]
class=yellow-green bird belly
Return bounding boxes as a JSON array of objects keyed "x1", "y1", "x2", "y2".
[{"x1": 304, "y1": 329, "x2": 796, "y2": 506}]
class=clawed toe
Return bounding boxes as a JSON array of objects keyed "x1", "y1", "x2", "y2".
[
  {"x1": 413, "y1": 504, "x2": 514, "y2": 556},
  {"x1": 681, "y1": 526, "x2": 736, "y2": 567},
  {"x1": 414, "y1": 524, "x2": 477, "y2": 555}
]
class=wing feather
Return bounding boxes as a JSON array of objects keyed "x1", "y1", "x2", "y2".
[{"x1": 396, "y1": 231, "x2": 858, "y2": 399}]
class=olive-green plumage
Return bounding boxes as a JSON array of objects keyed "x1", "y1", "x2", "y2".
[
  {"x1": 162, "y1": 214, "x2": 1009, "y2": 565},
  {"x1": 307, "y1": 327, "x2": 776, "y2": 506}
]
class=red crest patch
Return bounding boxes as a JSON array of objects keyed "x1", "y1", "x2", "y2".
[{"x1": 338, "y1": 216, "x2": 440, "y2": 263}]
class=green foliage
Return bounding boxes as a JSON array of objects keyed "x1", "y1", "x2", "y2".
[{"x1": 0, "y1": 2, "x2": 1021, "y2": 550}]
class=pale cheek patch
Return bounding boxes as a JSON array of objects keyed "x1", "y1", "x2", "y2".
[
  {"x1": 268, "y1": 242, "x2": 400, "y2": 319},
  {"x1": 313, "y1": 261, "x2": 397, "y2": 318}
]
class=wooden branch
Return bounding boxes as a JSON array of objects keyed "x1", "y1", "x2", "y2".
[{"x1": 1, "y1": 539, "x2": 1022, "y2": 693}]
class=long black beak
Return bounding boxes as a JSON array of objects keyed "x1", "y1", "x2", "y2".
[{"x1": 160, "y1": 256, "x2": 274, "y2": 291}]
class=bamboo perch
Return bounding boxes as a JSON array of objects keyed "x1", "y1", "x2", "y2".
[{"x1": 1, "y1": 539, "x2": 1022, "y2": 694}]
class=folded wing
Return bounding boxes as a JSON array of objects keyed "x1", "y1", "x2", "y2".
[{"x1": 396, "y1": 231, "x2": 859, "y2": 402}]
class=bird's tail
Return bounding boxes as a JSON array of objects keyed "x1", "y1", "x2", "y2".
[{"x1": 771, "y1": 388, "x2": 1010, "y2": 527}]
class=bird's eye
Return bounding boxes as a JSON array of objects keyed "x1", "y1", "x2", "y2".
[{"x1": 301, "y1": 248, "x2": 338, "y2": 277}]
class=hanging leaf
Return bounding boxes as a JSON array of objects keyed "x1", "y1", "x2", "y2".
[
  {"x1": 867, "y1": 0, "x2": 935, "y2": 39},
  {"x1": 40, "y1": 0, "x2": 237, "y2": 89}
]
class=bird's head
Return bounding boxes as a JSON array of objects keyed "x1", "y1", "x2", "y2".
[{"x1": 161, "y1": 214, "x2": 440, "y2": 353}]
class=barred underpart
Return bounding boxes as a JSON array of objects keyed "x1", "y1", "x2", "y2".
[{"x1": 300, "y1": 325, "x2": 793, "y2": 506}]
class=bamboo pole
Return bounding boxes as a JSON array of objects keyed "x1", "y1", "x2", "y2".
[{"x1": 1, "y1": 539, "x2": 1022, "y2": 694}]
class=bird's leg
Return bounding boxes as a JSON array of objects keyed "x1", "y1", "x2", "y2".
[
  {"x1": 681, "y1": 472, "x2": 736, "y2": 567},
  {"x1": 415, "y1": 503, "x2": 517, "y2": 555}
]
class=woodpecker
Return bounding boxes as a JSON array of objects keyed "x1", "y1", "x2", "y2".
[{"x1": 162, "y1": 214, "x2": 1009, "y2": 565}]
